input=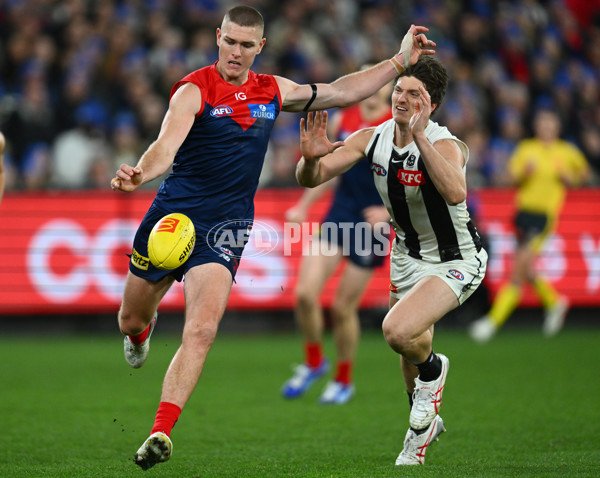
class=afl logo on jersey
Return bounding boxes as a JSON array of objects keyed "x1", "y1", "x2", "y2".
[
  {"x1": 371, "y1": 162, "x2": 387, "y2": 176},
  {"x1": 448, "y1": 269, "x2": 464, "y2": 281},
  {"x1": 210, "y1": 105, "x2": 233, "y2": 117}
]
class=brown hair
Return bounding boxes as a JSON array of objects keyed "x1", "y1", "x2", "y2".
[
  {"x1": 224, "y1": 6, "x2": 264, "y2": 34},
  {"x1": 399, "y1": 56, "x2": 448, "y2": 115}
]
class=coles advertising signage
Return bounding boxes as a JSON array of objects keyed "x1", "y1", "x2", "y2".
[{"x1": 0, "y1": 188, "x2": 599, "y2": 315}]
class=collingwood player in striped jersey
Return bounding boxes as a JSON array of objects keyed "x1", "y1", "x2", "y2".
[{"x1": 296, "y1": 56, "x2": 487, "y2": 466}]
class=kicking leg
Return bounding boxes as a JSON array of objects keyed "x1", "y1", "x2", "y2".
[{"x1": 134, "y1": 263, "x2": 232, "y2": 471}]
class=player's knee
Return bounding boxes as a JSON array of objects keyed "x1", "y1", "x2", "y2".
[
  {"x1": 118, "y1": 309, "x2": 149, "y2": 336},
  {"x1": 295, "y1": 287, "x2": 319, "y2": 313},
  {"x1": 330, "y1": 299, "x2": 355, "y2": 323},
  {"x1": 382, "y1": 317, "x2": 414, "y2": 351},
  {"x1": 183, "y1": 318, "x2": 220, "y2": 349}
]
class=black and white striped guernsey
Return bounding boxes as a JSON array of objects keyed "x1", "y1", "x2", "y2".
[{"x1": 366, "y1": 119, "x2": 482, "y2": 263}]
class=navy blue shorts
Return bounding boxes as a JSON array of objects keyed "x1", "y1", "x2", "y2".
[
  {"x1": 321, "y1": 210, "x2": 388, "y2": 269},
  {"x1": 129, "y1": 205, "x2": 245, "y2": 282},
  {"x1": 514, "y1": 210, "x2": 549, "y2": 246}
]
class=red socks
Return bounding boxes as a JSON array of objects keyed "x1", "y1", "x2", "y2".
[
  {"x1": 128, "y1": 322, "x2": 151, "y2": 345},
  {"x1": 334, "y1": 361, "x2": 352, "y2": 385},
  {"x1": 151, "y1": 402, "x2": 182, "y2": 437},
  {"x1": 304, "y1": 342, "x2": 323, "y2": 368},
  {"x1": 304, "y1": 342, "x2": 354, "y2": 384}
]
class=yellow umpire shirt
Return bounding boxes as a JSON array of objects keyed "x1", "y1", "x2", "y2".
[{"x1": 508, "y1": 138, "x2": 588, "y2": 220}]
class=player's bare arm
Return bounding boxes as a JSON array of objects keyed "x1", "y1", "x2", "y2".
[
  {"x1": 296, "y1": 111, "x2": 373, "y2": 187},
  {"x1": 410, "y1": 85, "x2": 466, "y2": 205},
  {"x1": 111, "y1": 83, "x2": 201, "y2": 192},
  {"x1": 278, "y1": 25, "x2": 436, "y2": 112}
]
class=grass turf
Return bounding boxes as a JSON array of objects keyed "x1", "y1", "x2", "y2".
[{"x1": 0, "y1": 324, "x2": 598, "y2": 477}]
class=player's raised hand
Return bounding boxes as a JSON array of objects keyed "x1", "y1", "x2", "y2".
[
  {"x1": 111, "y1": 164, "x2": 143, "y2": 192},
  {"x1": 396, "y1": 24, "x2": 436, "y2": 71},
  {"x1": 300, "y1": 111, "x2": 344, "y2": 162},
  {"x1": 409, "y1": 85, "x2": 433, "y2": 136}
]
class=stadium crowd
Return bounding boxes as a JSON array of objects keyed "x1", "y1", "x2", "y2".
[{"x1": 0, "y1": 0, "x2": 598, "y2": 191}]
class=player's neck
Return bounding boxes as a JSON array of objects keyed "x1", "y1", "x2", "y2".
[
  {"x1": 215, "y1": 61, "x2": 250, "y2": 86},
  {"x1": 393, "y1": 123, "x2": 413, "y2": 149}
]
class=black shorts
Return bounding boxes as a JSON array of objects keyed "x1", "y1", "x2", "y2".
[{"x1": 514, "y1": 210, "x2": 548, "y2": 245}]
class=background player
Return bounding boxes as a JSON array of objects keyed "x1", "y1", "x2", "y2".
[
  {"x1": 281, "y1": 79, "x2": 392, "y2": 404},
  {"x1": 469, "y1": 108, "x2": 590, "y2": 342},
  {"x1": 110, "y1": 5, "x2": 436, "y2": 470},
  {"x1": 295, "y1": 56, "x2": 487, "y2": 465}
]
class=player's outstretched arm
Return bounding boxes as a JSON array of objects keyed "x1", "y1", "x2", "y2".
[
  {"x1": 279, "y1": 24, "x2": 436, "y2": 112},
  {"x1": 296, "y1": 111, "x2": 372, "y2": 188},
  {"x1": 111, "y1": 83, "x2": 201, "y2": 192}
]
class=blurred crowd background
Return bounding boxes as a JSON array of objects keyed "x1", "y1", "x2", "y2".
[{"x1": 1, "y1": 0, "x2": 599, "y2": 192}]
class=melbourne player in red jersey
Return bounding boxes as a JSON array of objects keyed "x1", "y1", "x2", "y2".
[{"x1": 110, "y1": 5, "x2": 436, "y2": 470}]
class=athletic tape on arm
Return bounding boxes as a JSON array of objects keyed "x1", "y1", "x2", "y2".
[{"x1": 302, "y1": 84, "x2": 318, "y2": 112}]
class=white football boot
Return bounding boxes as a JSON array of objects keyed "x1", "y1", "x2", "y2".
[
  {"x1": 395, "y1": 415, "x2": 445, "y2": 465},
  {"x1": 319, "y1": 380, "x2": 355, "y2": 405},
  {"x1": 281, "y1": 360, "x2": 329, "y2": 399},
  {"x1": 409, "y1": 354, "x2": 449, "y2": 430},
  {"x1": 134, "y1": 431, "x2": 172, "y2": 470},
  {"x1": 543, "y1": 297, "x2": 569, "y2": 337},
  {"x1": 124, "y1": 314, "x2": 157, "y2": 368},
  {"x1": 469, "y1": 315, "x2": 498, "y2": 343}
]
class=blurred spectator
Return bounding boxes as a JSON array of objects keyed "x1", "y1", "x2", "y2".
[
  {"x1": 50, "y1": 100, "x2": 112, "y2": 189},
  {"x1": 111, "y1": 111, "x2": 143, "y2": 171},
  {"x1": 0, "y1": 0, "x2": 599, "y2": 191}
]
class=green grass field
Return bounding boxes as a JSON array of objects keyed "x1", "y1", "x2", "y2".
[{"x1": 1, "y1": 324, "x2": 598, "y2": 477}]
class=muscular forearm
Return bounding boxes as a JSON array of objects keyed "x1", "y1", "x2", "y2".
[
  {"x1": 414, "y1": 134, "x2": 466, "y2": 205},
  {"x1": 136, "y1": 141, "x2": 175, "y2": 185},
  {"x1": 325, "y1": 61, "x2": 400, "y2": 108},
  {"x1": 295, "y1": 157, "x2": 324, "y2": 188}
]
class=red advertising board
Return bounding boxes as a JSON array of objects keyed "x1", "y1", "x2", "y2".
[{"x1": 0, "y1": 188, "x2": 598, "y2": 315}]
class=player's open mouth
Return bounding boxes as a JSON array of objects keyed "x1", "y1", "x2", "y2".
[
  {"x1": 395, "y1": 106, "x2": 408, "y2": 111},
  {"x1": 229, "y1": 61, "x2": 241, "y2": 67}
]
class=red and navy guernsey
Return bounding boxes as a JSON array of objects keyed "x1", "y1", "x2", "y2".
[{"x1": 152, "y1": 63, "x2": 282, "y2": 234}]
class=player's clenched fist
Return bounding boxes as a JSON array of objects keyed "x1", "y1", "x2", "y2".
[{"x1": 111, "y1": 164, "x2": 143, "y2": 192}]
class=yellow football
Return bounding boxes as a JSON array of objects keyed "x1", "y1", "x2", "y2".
[{"x1": 148, "y1": 213, "x2": 196, "y2": 270}]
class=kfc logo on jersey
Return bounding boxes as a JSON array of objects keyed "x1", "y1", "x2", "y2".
[
  {"x1": 371, "y1": 162, "x2": 387, "y2": 176},
  {"x1": 210, "y1": 105, "x2": 233, "y2": 117},
  {"x1": 397, "y1": 169, "x2": 425, "y2": 186}
]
